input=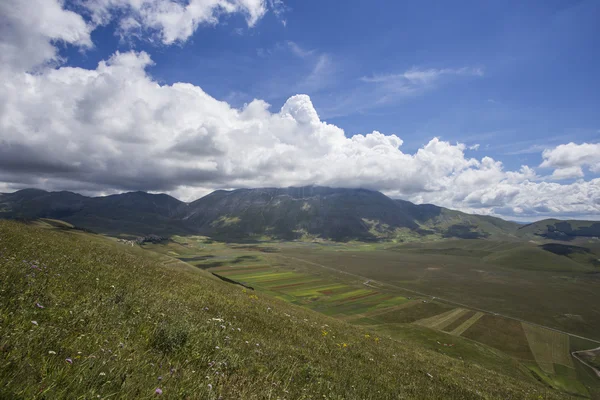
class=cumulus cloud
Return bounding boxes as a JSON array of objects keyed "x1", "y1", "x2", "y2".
[
  {"x1": 0, "y1": 0, "x2": 598, "y2": 220},
  {"x1": 540, "y1": 142, "x2": 600, "y2": 178},
  {"x1": 83, "y1": 0, "x2": 269, "y2": 44},
  {"x1": 0, "y1": 0, "x2": 92, "y2": 71}
]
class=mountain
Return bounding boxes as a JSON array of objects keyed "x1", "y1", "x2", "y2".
[
  {"x1": 185, "y1": 187, "x2": 420, "y2": 241},
  {"x1": 0, "y1": 186, "x2": 529, "y2": 241},
  {"x1": 0, "y1": 189, "x2": 190, "y2": 237},
  {"x1": 395, "y1": 200, "x2": 520, "y2": 240},
  {"x1": 516, "y1": 219, "x2": 600, "y2": 241}
]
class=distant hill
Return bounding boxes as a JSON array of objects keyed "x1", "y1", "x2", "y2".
[
  {"x1": 0, "y1": 185, "x2": 578, "y2": 242},
  {"x1": 517, "y1": 219, "x2": 600, "y2": 241},
  {"x1": 0, "y1": 189, "x2": 190, "y2": 237}
]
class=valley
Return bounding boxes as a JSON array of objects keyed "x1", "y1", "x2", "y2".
[
  {"x1": 139, "y1": 232, "x2": 600, "y2": 398},
  {"x1": 2, "y1": 187, "x2": 600, "y2": 398}
]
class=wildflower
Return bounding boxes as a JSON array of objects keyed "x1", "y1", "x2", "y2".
[
  {"x1": 212, "y1": 318, "x2": 224, "y2": 322},
  {"x1": 374, "y1": 337, "x2": 380, "y2": 343},
  {"x1": 342, "y1": 343, "x2": 348, "y2": 348},
  {"x1": 364, "y1": 334, "x2": 370, "y2": 339},
  {"x1": 237, "y1": 327, "x2": 241, "y2": 332},
  {"x1": 99, "y1": 372, "x2": 106, "y2": 376},
  {"x1": 65, "y1": 358, "x2": 73, "y2": 364},
  {"x1": 158, "y1": 376, "x2": 163, "y2": 381},
  {"x1": 31, "y1": 321, "x2": 38, "y2": 326},
  {"x1": 322, "y1": 331, "x2": 328, "y2": 336},
  {"x1": 48, "y1": 351, "x2": 56, "y2": 355},
  {"x1": 256, "y1": 343, "x2": 260, "y2": 347},
  {"x1": 155, "y1": 388, "x2": 163, "y2": 395},
  {"x1": 208, "y1": 384, "x2": 213, "y2": 390},
  {"x1": 215, "y1": 346, "x2": 220, "y2": 350},
  {"x1": 36, "y1": 303, "x2": 44, "y2": 309}
]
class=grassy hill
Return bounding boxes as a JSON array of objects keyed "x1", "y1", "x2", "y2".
[
  {"x1": 518, "y1": 219, "x2": 600, "y2": 241},
  {"x1": 0, "y1": 189, "x2": 190, "y2": 237},
  {"x1": 0, "y1": 220, "x2": 575, "y2": 399},
  {"x1": 395, "y1": 200, "x2": 520, "y2": 240}
]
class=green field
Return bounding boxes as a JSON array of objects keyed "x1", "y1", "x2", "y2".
[
  {"x1": 135, "y1": 233, "x2": 600, "y2": 398},
  {"x1": 2, "y1": 220, "x2": 584, "y2": 399}
]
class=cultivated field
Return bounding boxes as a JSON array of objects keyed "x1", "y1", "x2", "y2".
[
  {"x1": 136, "y1": 233, "x2": 600, "y2": 398},
  {"x1": 5, "y1": 220, "x2": 580, "y2": 400}
]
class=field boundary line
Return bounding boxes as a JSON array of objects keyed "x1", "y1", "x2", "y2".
[
  {"x1": 275, "y1": 253, "x2": 600, "y2": 346},
  {"x1": 451, "y1": 312, "x2": 484, "y2": 336}
]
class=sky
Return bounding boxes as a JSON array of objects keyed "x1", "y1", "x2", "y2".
[{"x1": 0, "y1": 0, "x2": 599, "y2": 221}]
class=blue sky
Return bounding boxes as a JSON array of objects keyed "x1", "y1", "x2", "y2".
[
  {"x1": 1, "y1": 0, "x2": 599, "y2": 219},
  {"x1": 66, "y1": 0, "x2": 600, "y2": 166}
]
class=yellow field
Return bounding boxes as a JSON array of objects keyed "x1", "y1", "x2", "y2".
[
  {"x1": 414, "y1": 308, "x2": 468, "y2": 330},
  {"x1": 450, "y1": 312, "x2": 484, "y2": 336}
]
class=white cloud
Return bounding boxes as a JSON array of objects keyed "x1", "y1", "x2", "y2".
[
  {"x1": 361, "y1": 67, "x2": 483, "y2": 95},
  {"x1": 0, "y1": 1, "x2": 598, "y2": 220},
  {"x1": 468, "y1": 144, "x2": 480, "y2": 151},
  {"x1": 83, "y1": 0, "x2": 270, "y2": 44},
  {"x1": 286, "y1": 41, "x2": 314, "y2": 58},
  {"x1": 540, "y1": 142, "x2": 600, "y2": 177},
  {"x1": 0, "y1": 0, "x2": 92, "y2": 71},
  {"x1": 550, "y1": 167, "x2": 584, "y2": 180}
]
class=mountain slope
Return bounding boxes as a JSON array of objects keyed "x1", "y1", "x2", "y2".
[
  {"x1": 0, "y1": 220, "x2": 572, "y2": 399},
  {"x1": 395, "y1": 200, "x2": 520, "y2": 239},
  {"x1": 0, "y1": 186, "x2": 577, "y2": 241},
  {"x1": 0, "y1": 189, "x2": 190, "y2": 237},
  {"x1": 185, "y1": 187, "x2": 420, "y2": 241},
  {"x1": 517, "y1": 219, "x2": 600, "y2": 241}
]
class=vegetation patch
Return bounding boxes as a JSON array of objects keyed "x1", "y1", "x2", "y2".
[
  {"x1": 449, "y1": 312, "x2": 485, "y2": 336},
  {"x1": 442, "y1": 310, "x2": 476, "y2": 332},
  {"x1": 461, "y1": 315, "x2": 535, "y2": 361},
  {"x1": 373, "y1": 301, "x2": 454, "y2": 324}
]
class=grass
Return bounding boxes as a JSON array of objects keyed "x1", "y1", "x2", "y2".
[
  {"x1": 449, "y1": 312, "x2": 485, "y2": 336},
  {"x1": 134, "y1": 233, "x2": 600, "y2": 398},
  {"x1": 277, "y1": 242, "x2": 600, "y2": 341},
  {"x1": 0, "y1": 220, "x2": 581, "y2": 399},
  {"x1": 442, "y1": 310, "x2": 476, "y2": 332},
  {"x1": 461, "y1": 315, "x2": 535, "y2": 361},
  {"x1": 413, "y1": 308, "x2": 468, "y2": 330}
]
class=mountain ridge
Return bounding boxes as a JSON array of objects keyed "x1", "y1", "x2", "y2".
[{"x1": 1, "y1": 186, "x2": 596, "y2": 241}]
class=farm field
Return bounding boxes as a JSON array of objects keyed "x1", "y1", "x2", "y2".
[
  {"x1": 277, "y1": 241, "x2": 600, "y2": 341},
  {"x1": 136, "y1": 234, "x2": 600, "y2": 398},
  {"x1": 8, "y1": 221, "x2": 579, "y2": 400}
]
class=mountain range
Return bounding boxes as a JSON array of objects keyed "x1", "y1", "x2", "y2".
[{"x1": 1, "y1": 186, "x2": 598, "y2": 241}]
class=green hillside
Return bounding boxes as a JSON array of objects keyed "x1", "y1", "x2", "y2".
[
  {"x1": 0, "y1": 220, "x2": 574, "y2": 399},
  {"x1": 518, "y1": 219, "x2": 600, "y2": 241},
  {"x1": 0, "y1": 187, "x2": 524, "y2": 241}
]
